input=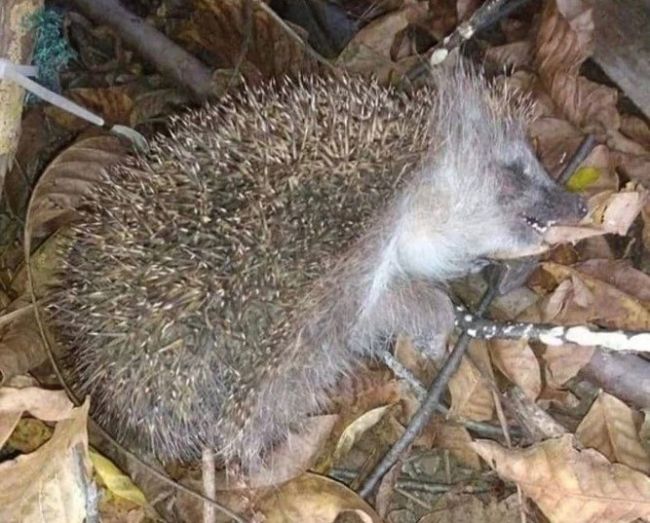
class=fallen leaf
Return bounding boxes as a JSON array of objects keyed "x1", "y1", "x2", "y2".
[
  {"x1": 543, "y1": 344, "x2": 595, "y2": 388},
  {"x1": 472, "y1": 434, "x2": 650, "y2": 523},
  {"x1": 246, "y1": 414, "x2": 339, "y2": 489},
  {"x1": 535, "y1": 0, "x2": 594, "y2": 77},
  {"x1": 540, "y1": 262, "x2": 650, "y2": 330},
  {"x1": 489, "y1": 339, "x2": 542, "y2": 400},
  {"x1": 448, "y1": 356, "x2": 494, "y2": 422},
  {"x1": 90, "y1": 450, "x2": 149, "y2": 507},
  {"x1": 333, "y1": 405, "x2": 393, "y2": 464},
  {"x1": 0, "y1": 400, "x2": 91, "y2": 523},
  {"x1": 420, "y1": 492, "x2": 520, "y2": 523},
  {"x1": 433, "y1": 422, "x2": 481, "y2": 470},
  {"x1": 256, "y1": 473, "x2": 381, "y2": 523},
  {"x1": 576, "y1": 391, "x2": 650, "y2": 474}
]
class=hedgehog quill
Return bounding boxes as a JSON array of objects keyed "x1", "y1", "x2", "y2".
[{"x1": 47, "y1": 62, "x2": 586, "y2": 471}]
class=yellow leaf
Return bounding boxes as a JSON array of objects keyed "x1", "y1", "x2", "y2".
[
  {"x1": 90, "y1": 450, "x2": 147, "y2": 507},
  {"x1": 566, "y1": 166, "x2": 600, "y2": 192}
]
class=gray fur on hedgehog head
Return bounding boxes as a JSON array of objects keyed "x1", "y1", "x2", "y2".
[{"x1": 47, "y1": 60, "x2": 585, "y2": 470}]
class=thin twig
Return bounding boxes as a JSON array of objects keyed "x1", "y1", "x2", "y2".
[
  {"x1": 382, "y1": 350, "x2": 519, "y2": 438},
  {"x1": 359, "y1": 266, "x2": 504, "y2": 498},
  {"x1": 558, "y1": 134, "x2": 598, "y2": 184}
]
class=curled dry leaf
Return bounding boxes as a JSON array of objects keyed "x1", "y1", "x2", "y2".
[
  {"x1": 472, "y1": 434, "x2": 650, "y2": 523},
  {"x1": 255, "y1": 473, "x2": 382, "y2": 523},
  {"x1": 588, "y1": 183, "x2": 648, "y2": 236},
  {"x1": 333, "y1": 405, "x2": 393, "y2": 465},
  {"x1": 535, "y1": 0, "x2": 593, "y2": 77},
  {"x1": 576, "y1": 391, "x2": 650, "y2": 474},
  {"x1": 0, "y1": 400, "x2": 91, "y2": 523},
  {"x1": 0, "y1": 386, "x2": 73, "y2": 449},
  {"x1": 489, "y1": 338, "x2": 542, "y2": 400}
]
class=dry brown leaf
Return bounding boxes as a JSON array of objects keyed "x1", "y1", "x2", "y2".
[
  {"x1": 245, "y1": 414, "x2": 339, "y2": 489},
  {"x1": 576, "y1": 391, "x2": 650, "y2": 474},
  {"x1": 472, "y1": 434, "x2": 650, "y2": 523},
  {"x1": 0, "y1": 399, "x2": 91, "y2": 523},
  {"x1": 612, "y1": 151, "x2": 650, "y2": 186},
  {"x1": 256, "y1": 473, "x2": 382, "y2": 523},
  {"x1": 575, "y1": 259, "x2": 650, "y2": 305},
  {"x1": 544, "y1": 74, "x2": 620, "y2": 135},
  {"x1": 485, "y1": 41, "x2": 532, "y2": 69},
  {"x1": 25, "y1": 135, "x2": 127, "y2": 241},
  {"x1": 448, "y1": 355, "x2": 494, "y2": 422},
  {"x1": 0, "y1": 301, "x2": 45, "y2": 382},
  {"x1": 433, "y1": 421, "x2": 481, "y2": 470},
  {"x1": 419, "y1": 492, "x2": 520, "y2": 523},
  {"x1": 185, "y1": 0, "x2": 316, "y2": 80},
  {"x1": 45, "y1": 86, "x2": 135, "y2": 131},
  {"x1": 535, "y1": 0, "x2": 594, "y2": 77},
  {"x1": 543, "y1": 344, "x2": 595, "y2": 388},
  {"x1": 589, "y1": 183, "x2": 648, "y2": 236},
  {"x1": 0, "y1": 386, "x2": 73, "y2": 452},
  {"x1": 540, "y1": 262, "x2": 650, "y2": 330},
  {"x1": 620, "y1": 115, "x2": 650, "y2": 150},
  {"x1": 336, "y1": 4, "x2": 427, "y2": 81},
  {"x1": 489, "y1": 339, "x2": 541, "y2": 400},
  {"x1": 529, "y1": 117, "x2": 584, "y2": 174}
]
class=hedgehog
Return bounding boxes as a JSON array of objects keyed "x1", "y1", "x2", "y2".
[{"x1": 46, "y1": 62, "x2": 586, "y2": 470}]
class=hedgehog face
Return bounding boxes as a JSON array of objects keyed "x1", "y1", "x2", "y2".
[{"x1": 489, "y1": 141, "x2": 587, "y2": 254}]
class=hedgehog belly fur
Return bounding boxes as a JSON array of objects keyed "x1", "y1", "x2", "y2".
[{"x1": 46, "y1": 76, "x2": 436, "y2": 464}]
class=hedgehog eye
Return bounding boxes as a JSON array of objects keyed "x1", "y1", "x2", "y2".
[{"x1": 503, "y1": 159, "x2": 527, "y2": 177}]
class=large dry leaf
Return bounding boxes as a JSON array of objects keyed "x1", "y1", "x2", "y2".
[
  {"x1": 576, "y1": 392, "x2": 650, "y2": 474},
  {"x1": 489, "y1": 339, "x2": 541, "y2": 400},
  {"x1": 472, "y1": 435, "x2": 650, "y2": 523},
  {"x1": 0, "y1": 400, "x2": 91, "y2": 523},
  {"x1": 256, "y1": 473, "x2": 381, "y2": 523},
  {"x1": 333, "y1": 405, "x2": 392, "y2": 465},
  {"x1": 25, "y1": 135, "x2": 127, "y2": 240},
  {"x1": 540, "y1": 262, "x2": 650, "y2": 330}
]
